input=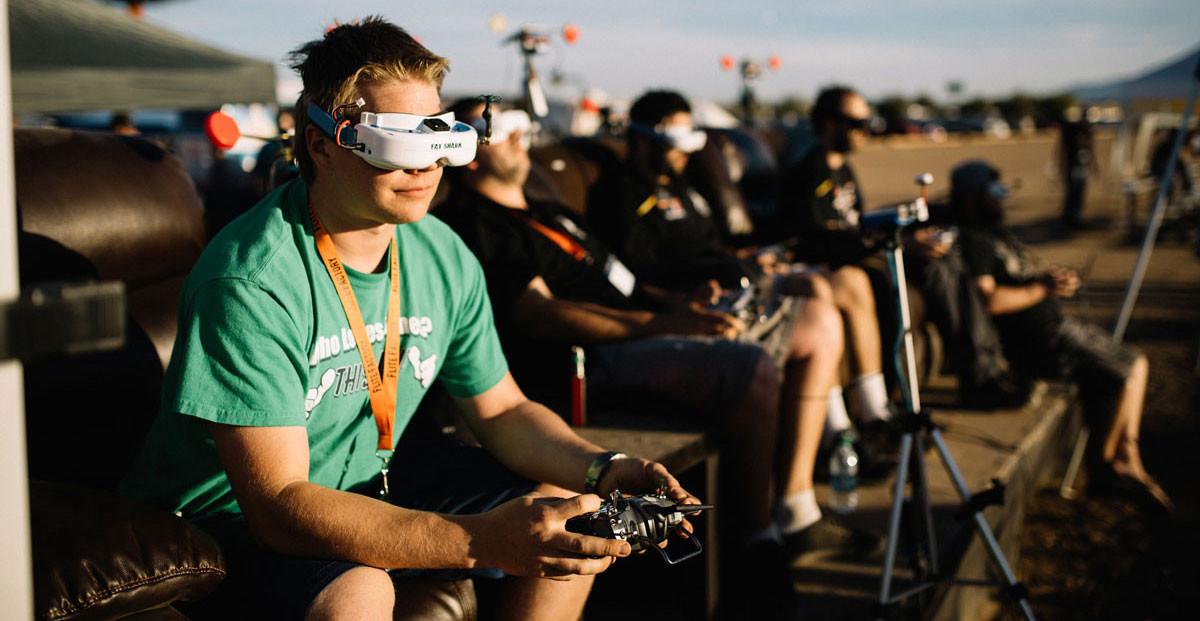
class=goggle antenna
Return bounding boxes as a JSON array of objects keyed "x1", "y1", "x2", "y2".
[{"x1": 476, "y1": 94, "x2": 502, "y2": 145}]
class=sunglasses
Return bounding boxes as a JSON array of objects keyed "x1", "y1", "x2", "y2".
[{"x1": 838, "y1": 114, "x2": 871, "y2": 131}]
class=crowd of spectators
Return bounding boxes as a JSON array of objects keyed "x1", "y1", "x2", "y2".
[{"x1": 114, "y1": 17, "x2": 1175, "y2": 619}]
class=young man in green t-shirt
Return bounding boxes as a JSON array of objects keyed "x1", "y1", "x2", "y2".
[{"x1": 120, "y1": 18, "x2": 693, "y2": 620}]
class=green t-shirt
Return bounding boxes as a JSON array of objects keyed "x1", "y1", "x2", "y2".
[{"x1": 119, "y1": 179, "x2": 508, "y2": 517}]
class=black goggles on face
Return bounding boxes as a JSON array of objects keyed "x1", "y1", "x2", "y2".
[{"x1": 838, "y1": 114, "x2": 871, "y2": 131}]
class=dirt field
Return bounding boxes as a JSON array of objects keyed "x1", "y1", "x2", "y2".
[{"x1": 853, "y1": 132, "x2": 1200, "y2": 620}]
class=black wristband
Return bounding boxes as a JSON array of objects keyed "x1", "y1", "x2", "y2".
[{"x1": 584, "y1": 451, "x2": 626, "y2": 494}]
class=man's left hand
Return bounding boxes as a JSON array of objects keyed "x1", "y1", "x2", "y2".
[
  {"x1": 593, "y1": 456, "x2": 701, "y2": 544},
  {"x1": 594, "y1": 456, "x2": 696, "y2": 504}
]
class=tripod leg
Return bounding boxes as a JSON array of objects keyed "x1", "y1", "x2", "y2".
[
  {"x1": 928, "y1": 426, "x2": 1036, "y2": 621},
  {"x1": 1059, "y1": 426, "x2": 1090, "y2": 499},
  {"x1": 908, "y1": 431, "x2": 939, "y2": 580},
  {"x1": 879, "y1": 431, "x2": 914, "y2": 607}
]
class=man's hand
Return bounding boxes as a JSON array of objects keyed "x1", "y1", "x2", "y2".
[
  {"x1": 594, "y1": 456, "x2": 701, "y2": 544},
  {"x1": 1043, "y1": 266, "x2": 1080, "y2": 298},
  {"x1": 909, "y1": 227, "x2": 951, "y2": 259},
  {"x1": 646, "y1": 293, "x2": 744, "y2": 339},
  {"x1": 649, "y1": 304, "x2": 743, "y2": 338},
  {"x1": 686, "y1": 279, "x2": 723, "y2": 306},
  {"x1": 473, "y1": 494, "x2": 630, "y2": 579},
  {"x1": 594, "y1": 457, "x2": 697, "y2": 505}
]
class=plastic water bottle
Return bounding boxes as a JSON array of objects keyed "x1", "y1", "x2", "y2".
[{"x1": 829, "y1": 434, "x2": 859, "y2": 513}]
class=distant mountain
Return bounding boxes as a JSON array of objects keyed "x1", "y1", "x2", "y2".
[{"x1": 1070, "y1": 44, "x2": 1200, "y2": 104}]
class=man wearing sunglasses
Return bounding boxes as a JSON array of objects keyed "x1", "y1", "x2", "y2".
[
  {"x1": 772, "y1": 86, "x2": 907, "y2": 469},
  {"x1": 780, "y1": 87, "x2": 1030, "y2": 440}
]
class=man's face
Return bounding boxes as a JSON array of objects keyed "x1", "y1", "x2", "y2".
[
  {"x1": 469, "y1": 104, "x2": 531, "y2": 186},
  {"x1": 830, "y1": 93, "x2": 870, "y2": 154},
  {"x1": 313, "y1": 79, "x2": 443, "y2": 225},
  {"x1": 660, "y1": 111, "x2": 693, "y2": 175},
  {"x1": 961, "y1": 181, "x2": 1007, "y2": 226}
]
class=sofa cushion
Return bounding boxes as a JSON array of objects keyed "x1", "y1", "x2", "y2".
[
  {"x1": 30, "y1": 480, "x2": 225, "y2": 621},
  {"x1": 14, "y1": 128, "x2": 205, "y2": 293}
]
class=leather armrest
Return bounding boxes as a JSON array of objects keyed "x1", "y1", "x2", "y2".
[
  {"x1": 30, "y1": 480, "x2": 225, "y2": 621},
  {"x1": 392, "y1": 578, "x2": 477, "y2": 621}
]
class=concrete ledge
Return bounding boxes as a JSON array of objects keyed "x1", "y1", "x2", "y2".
[{"x1": 795, "y1": 378, "x2": 1081, "y2": 619}]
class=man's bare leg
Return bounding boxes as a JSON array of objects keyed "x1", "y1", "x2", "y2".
[
  {"x1": 827, "y1": 264, "x2": 883, "y2": 377},
  {"x1": 1101, "y1": 355, "x2": 1171, "y2": 508},
  {"x1": 495, "y1": 574, "x2": 596, "y2": 621},
  {"x1": 493, "y1": 483, "x2": 598, "y2": 620},
  {"x1": 306, "y1": 566, "x2": 395, "y2": 621},
  {"x1": 776, "y1": 298, "x2": 844, "y2": 494},
  {"x1": 723, "y1": 353, "x2": 784, "y2": 532}
]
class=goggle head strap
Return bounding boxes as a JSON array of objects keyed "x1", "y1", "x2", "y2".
[{"x1": 307, "y1": 99, "x2": 364, "y2": 151}]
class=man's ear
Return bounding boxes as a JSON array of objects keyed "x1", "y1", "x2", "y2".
[{"x1": 306, "y1": 124, "x2": 333, "y2": 172}]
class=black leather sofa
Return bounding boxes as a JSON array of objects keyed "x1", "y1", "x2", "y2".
[{"x1": 16, "y1": 127, "x2": 476, "y2": 620}]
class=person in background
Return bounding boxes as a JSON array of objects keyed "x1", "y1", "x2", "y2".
[
  {"x1": 780, "y1": 86, "x2": 1032, "y2": 418},
  {"x1": 1057, "y1": 106, "x2": 1097, "y2": 231},
  {"x1": 109, "y1": 111, "x2": 138, "y2": 135},
  {"x1": 952, "y1": 160, "x2": 1171, "y2": 512},
  {"x1": 441, "y1": 97, "x2": 884, "y2": 615}
]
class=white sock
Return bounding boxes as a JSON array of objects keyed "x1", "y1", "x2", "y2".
[
  {"x1": 824, "y1": 386, "x2": 852, "y2": 447},
  {"x1": 776, "y1": 489, "x2": 822, "y2": 535},
  {"x1": 847, "y1": 372, "x2": 891, "y2": 423}
]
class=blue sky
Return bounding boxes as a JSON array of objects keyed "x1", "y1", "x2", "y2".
[{"x1": 136, "y1": 0, "x2": 1200, "y2": 105}]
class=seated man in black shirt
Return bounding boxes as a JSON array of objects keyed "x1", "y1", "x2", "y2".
[
  {"x1": 590, "y1": 90, "x2": 896, "y2": 464},
  {"x1": 952, "y1": 160, "x2": 1171, "y2": 510},
  {"x1": 779, "y1": 86, "x2": 1028, "y2": 413},
  {"x1": 439, "y1": 100, "x2": 883, "y2": 598}
]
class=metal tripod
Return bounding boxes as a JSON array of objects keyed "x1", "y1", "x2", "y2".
[{"x1": 876, "y1": 227, "x2": 1035, "y2": 621}]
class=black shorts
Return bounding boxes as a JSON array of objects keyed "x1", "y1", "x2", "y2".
[
  {"x1": 186, "y1": 435, "x2": 536, "y2": 620},
  {"x1": 586, "y1": 335, "x2": 766, "y2": 424},
  {"x1": 1009, "y1": 316, "x2": 1139, "y2": 402}
]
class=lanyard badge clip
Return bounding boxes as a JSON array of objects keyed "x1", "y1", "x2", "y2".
[{"x1": 376, "y1": 449, "x2": 394, "y2": 499}]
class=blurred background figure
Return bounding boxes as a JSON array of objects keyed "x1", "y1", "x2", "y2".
[
  {"x1": 1057, "y1": 106, "x2": 1096, "y2": 231},
  {"x1": 108, "y1": 111, "x2": 139, "y2": 136}
]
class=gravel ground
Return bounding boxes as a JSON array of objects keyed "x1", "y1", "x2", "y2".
[{"x1": 1014, "y1": 299, "x2": 1200, "y2": 620}]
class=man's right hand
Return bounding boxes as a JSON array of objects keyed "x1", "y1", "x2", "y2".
[
  {"x1": 646, "y1": 303, "x2": 744, "y2": 339},
  {"x1": 1043, "y1": 266, "x2": 1080, "y2": 298},
  {"x1": 472, "y1": 494, "x2": 630, "y2": 580}
]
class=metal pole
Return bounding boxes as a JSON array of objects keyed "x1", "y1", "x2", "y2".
[
  {"x1": 0, "y1": 0, "x2": 36, "y2": 616},
  {"x1": 1112, "y1": 54, "x2": 1200, "y2": 343}
]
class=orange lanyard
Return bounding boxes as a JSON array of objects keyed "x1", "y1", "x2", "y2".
[
  {"x1": 309, "y1": 203, "x2": 401, "y2": 497},
  {"x1": 505, "y1": 208, "x2": 589, "y2": 261}
]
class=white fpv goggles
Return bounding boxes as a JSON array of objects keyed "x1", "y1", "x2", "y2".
[
  {"x1": 470, "y1": 109, "x2": 532, "y2": 150},
  {"x1": 630, "y1": 121, "x2": 708, "y2": 154},
  {"x1": 308, "y1": 99, "x2": 479, "y2": 170}
]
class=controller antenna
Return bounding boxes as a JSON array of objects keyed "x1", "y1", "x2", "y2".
[{"x1": 476, "y1": 94, "x2": 503, "y2": 145}]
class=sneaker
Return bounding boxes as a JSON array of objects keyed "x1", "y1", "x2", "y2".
[
  {"x1": 783, "y1": 514, "x2": 886, "y2": 563},
  {"x1": 957, "y1": 374, "x2": 1036, "y2": 410}
]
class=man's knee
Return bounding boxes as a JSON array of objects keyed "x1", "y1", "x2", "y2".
[
  {"x1": 306, "y1": 566, "x2": 395, "y2": 621},
  {"x1": 830, "y1": 265, "x2": 874, "y2": 309},
  {"x1": 780, "y1": 271, "x2": 833, "y2": 300},
  {"x1": 790, "y1": 298, "x2": 844, "y2": 359}
]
